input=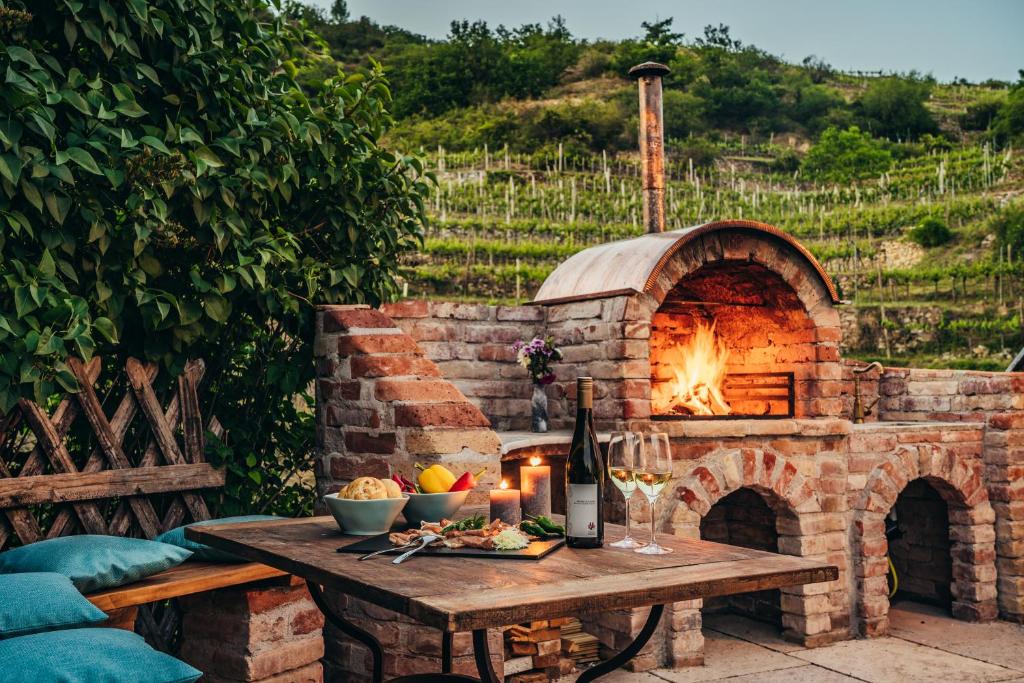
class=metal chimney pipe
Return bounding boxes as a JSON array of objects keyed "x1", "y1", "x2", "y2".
[{"x1": 629, "y1": 61, "x2": 671, "y2": 233}]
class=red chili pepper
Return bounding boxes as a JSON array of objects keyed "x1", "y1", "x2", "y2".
[
  {"x1": 448, "y1": 468, "x2": 488, "y2": 492},
  {"x1": 398, "y1": 474, "x2": 417, "y2": 493}
]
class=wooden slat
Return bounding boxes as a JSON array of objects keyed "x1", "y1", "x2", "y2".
[
  {"x1": 125, "y1": 358, "x2": 210, "y2": 522},
  {"x1": 18, "y1": 399, "x2": 108, "y2": 535},
  {"x1": 0, "y1": 463, "x2": 224, "y2": 507},
  {"x1": 161, "y1": 413, "x2": 222, "y2": 532},
  {"x1": 188, "y1": 512, "x2": 839, "y2": 633},
  {"x1": 69, "y1": 358, "x2": 162, "y2": 539},
  {"x1": 50, "y1": 361, "x2": 160, "y2": 539},
  {"x1": 85, "y1": 562, "x2": 288, "y2": 612},
  {"x1": 179, "y1": 360, "x2": 205, "y2": 464}
]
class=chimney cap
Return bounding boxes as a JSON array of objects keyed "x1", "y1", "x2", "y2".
[{"x1": 628, "y1": 62, "x2": 671, "y2": 79}]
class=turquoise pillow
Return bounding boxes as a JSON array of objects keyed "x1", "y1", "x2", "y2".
[
  {"x1": 156, "y1": 515, "x2": 281, "y2": 563},
  {"x1": 0, "y1": 536, "x2": 192, "y2": 593},
  {"x1": 0, "y1": 628, "x2": 201, "y2": 682},
  {"x1": 0, "y1": 573, "x2": 107, "y2": 638}
]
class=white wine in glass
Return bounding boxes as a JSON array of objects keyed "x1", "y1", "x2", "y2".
[
  {"x1": 607, "y1": 432, "x2": 641, "y2": 549},
  {"x1": 635, "y1": 432, "x2": 673, "y2": 555}
]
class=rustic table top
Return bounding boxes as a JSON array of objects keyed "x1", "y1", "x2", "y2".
[{"x1": 188, "y1": 512, "x2": 837, "y2": 632}]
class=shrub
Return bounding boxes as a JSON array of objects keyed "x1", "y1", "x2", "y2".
[
  {"x1": 857, "y1": 76, "x2": 938, "y2": 139},
  {"x1": 959, "y1": 93, "x2": 1006, "y2": 131},
  {"x1": 0, "y1": 0, "x2": 429, "y2": 513},
  {"x1": 993, "y1": 204, "x2": 1024, "y2": 255},
  {"x1": 909, "y1": 217, "x2": 953, "y2": 247},
  {"x1": 801, "y1": 126, "x2": 893, "y2": 182},
  {"x1": 992, "y1": 76, "x2": 1024, "y2": 145}
]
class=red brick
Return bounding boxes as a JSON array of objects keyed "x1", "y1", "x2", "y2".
[
  {"x1": 374, "y1": 378, "x2": 466, "y2": 402},
  {"x1": 292, "y1": 608, "x2": 325, "y2": 636},
  {"x1": 323, "y1": 307, "x2": 393, "y2": 332},
  {"x1": 245, "y1": 586, "x2": 310, "y2": 614},
  {"x1": 344, "y1": 431, "x2": 396, "y2": 455},
  {"x1": 338, "y1": 334, "x2": 420, "y2": 355},
  {"x1": 692, "y1": 466, "x2": 721, "y2": 499},
  {"x1": 330, "y1": 456, "x2": 390, "y2": 480},
  {"x1": 477, "y1": 344, "x2": 516, "y2": 362},
  {"x1": 394, "y1": 403, "x2": 491, "y2": 428},
  {"x1": 350, "y1": 355, "x2": 441, "y2": 378},
  {"x1": 318, "y1": 379, "x2": 360, "y2": 401},
  {"x1": 380, "y1": 300, "x2": 430, "y2": 318}
]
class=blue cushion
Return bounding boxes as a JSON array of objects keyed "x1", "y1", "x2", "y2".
[
  {"x1": 0, "y1": 628, "x2": 201, "y2": 682},
  {"x1": 156, "y1": 515, "x2": 282, "y2": 562},
  {"x1": 0, "y1": 536, "x2": 191, "y2": 593},
  {"x1": 0, "y1": 573, "x2": 107, "y2": 638}
]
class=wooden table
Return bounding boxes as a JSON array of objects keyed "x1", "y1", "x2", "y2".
[{"x1": 189, "y1": 514, "x2": 837, "y2": 683}]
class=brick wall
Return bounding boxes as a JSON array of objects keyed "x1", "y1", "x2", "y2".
[
  {"x1": 178, "y1": 578, "x2": 324, "y2": 683},
  {"x1": 876, "y1": 368, "x2": 1024, "y2": 623},
  {"x1": 314, "y1": 304, "x2": 503, "y2": 505},
  {"x1": 381, "y1": 300, "x2": 545, "y2": 431}
]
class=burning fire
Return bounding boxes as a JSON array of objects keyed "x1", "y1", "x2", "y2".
[{"x1": 652, "y1": 320, "x2": 732, "y2": 416}]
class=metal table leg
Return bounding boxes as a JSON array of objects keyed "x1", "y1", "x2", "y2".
[
  {"x1": 306, "y1": 581, "x2": 384, "y2": 683},
  {"x1": 577, "y1": 604, "x2": 666, "y2": 682},
  {"x1": 472, "y1": 629, "x2": 501, "y2": 683},
  {"x1": 442, "y1": 631, "x2": 454, "y2": 673}
]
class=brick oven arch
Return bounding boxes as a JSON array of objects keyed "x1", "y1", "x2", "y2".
[
  {"x1": 639, "y1": 222, "x2": 842, "y2": 336},
  {"x1": 672, "y1": 449, "x2": 834, "y2": 645},
  {"x1": 852, "y1": 444, "x2": 997, "y2": 637}
]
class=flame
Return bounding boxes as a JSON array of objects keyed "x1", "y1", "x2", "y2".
[
  {"x1": 529, "y1": 456, "x2": 542, "y2": 467},
  {"x1": 499, "y1": 479, "x2": 509, "y2": 490},
  {"x1": 652, "y1": 320, "x2": 732, "y2": 416}
]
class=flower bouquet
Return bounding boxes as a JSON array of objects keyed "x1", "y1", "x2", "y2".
[{"x1": 512, "y1": 337, "x2": 562, "y2": 432}]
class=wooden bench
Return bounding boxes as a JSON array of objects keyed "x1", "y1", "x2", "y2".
[{"x1": 0, "y1": 357, "x2": 288, "y2": 649}]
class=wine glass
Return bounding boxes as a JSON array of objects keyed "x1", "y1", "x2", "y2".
[
  {"x1": 635, "y1": 432, "x2": 673, "y2": 555},
  {"x1": 607, "y1": 432, "x2": 642, "y2": 549}
]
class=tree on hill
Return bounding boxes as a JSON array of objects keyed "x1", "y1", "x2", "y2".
[
  {"x1": 857, "y1": 76, "x2": 939, "y2": 139},
  {"x1": 991, "y1": 71, "x2": 1024, "y2": 145},
  {"x1": 801, "y1": 126, "x2": 893, "y2": 182}
]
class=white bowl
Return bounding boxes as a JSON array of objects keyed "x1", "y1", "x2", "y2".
[
  {"x1": 323, "y1": 494, "x2": 408, "y2": 535},
  {"x1": 401, "y1": 490, "x2": 470, "y2": 526}
]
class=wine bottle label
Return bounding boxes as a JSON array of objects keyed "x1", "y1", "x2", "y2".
[{"x1": 567, "y1": 483, "x2": 599, "y2": 538}]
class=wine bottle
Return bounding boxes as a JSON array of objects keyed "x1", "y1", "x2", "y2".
[{"x1": 565, "y1": 377, "x2": 604, "y2": 548}]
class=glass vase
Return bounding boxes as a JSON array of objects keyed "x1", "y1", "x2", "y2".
[{"x1": 531, "y1": 384, "x2": 549, "y2": 433}]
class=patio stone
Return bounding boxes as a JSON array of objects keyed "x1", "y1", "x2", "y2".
[
  {"x1": 701, "y1": 613, "x2": 806, "y2": 653},
  {"x1": 652, "y1": 630, "x2": 805, "y2": 682},
  {"x1": 888, "y1": 602, "x2": 1024, "y2": 672},
  {"x1": 699, "y1": 664, "x2": 862, "y2": 682},
  {"x1": 790, "y1": 636, "x2": 1020, "y2": 682}
]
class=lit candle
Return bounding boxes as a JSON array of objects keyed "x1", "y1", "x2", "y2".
[
  {"x1": 489, "y1": 479, "x2": 521, "y2": 525},
  {"x1": 520, "y1": 456, "x2": 552, "y2": 519}
]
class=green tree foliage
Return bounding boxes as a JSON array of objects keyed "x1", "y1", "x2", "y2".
[
  {"x1": 909, "y1": 216, "x2": 953, "y2": 247},
  {"x1": 991, "y1": 72, "x2": 1024, "y2": 144},
  {"x1": 857, "y1": 76, "x2": 938, "y2": 139},
  {"x1": 384, "y1": 18, "x2": 581, "y2": 118},
  {"x1": 0, "y1": 0, "x2": 429, "y2": 513},
  {"x1": 993, "y1": 204, "x2": 1024, "y2": 254},
  {"x1": 801, "y1": 126, "x2": 893, "y2": 182}
]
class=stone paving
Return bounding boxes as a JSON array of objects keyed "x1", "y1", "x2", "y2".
[{"x1": 568, "y1": 603, "x2": 1024, "y2": 683}]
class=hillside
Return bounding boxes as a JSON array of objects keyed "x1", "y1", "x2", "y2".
[{"x1": 292, "y1": 7, "x2": 1024, "y2": 370}]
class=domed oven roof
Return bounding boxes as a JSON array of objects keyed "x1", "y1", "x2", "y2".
[{"x1": 532, "y1": 219, "x2": 840, "y2": 306}]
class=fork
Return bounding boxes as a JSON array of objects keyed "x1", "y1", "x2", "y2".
[
  {"x1": 352, "y1": 540, "x2": 417, "y2": 561},
  {"x1": 391, "y1": 534, "x2": 441, "y2": 564}
]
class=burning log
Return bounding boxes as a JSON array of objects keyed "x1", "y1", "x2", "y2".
[{"x1": 651, "y1": 320, "x2": 732, "y2": 416}]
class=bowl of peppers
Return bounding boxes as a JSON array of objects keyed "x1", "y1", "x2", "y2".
[{"x1": 394, "y1": 464, "x2": 485, "y2": 526}]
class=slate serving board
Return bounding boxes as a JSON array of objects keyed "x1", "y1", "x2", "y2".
[{"x1": 339, "y1": 533, "x2": 565, "y2": 560}]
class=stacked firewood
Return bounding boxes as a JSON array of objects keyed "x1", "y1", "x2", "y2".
[
  {"x1": 503, "y1": 617, "x2": 572, "y2": 681},
  {"x1": 502, "y1": 617, "x2": 599, "y2": 681}
]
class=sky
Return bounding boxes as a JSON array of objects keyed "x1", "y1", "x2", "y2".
[{"x1": 315, "y1": 0, "x2": 1023, "y2": 83}]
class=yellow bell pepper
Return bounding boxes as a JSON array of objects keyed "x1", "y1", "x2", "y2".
[{"x1": 415, "y1": 463, "x2": 457, "y2": 493}]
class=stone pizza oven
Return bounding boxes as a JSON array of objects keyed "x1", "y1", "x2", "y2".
[{"x1": 312, "y1": 61, "x2": 1024, "y2": 679}]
